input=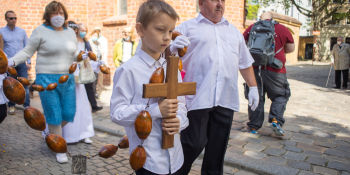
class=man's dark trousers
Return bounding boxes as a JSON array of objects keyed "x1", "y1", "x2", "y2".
[
  {"x1": 180, "y1": 106, "x2": 234, "y2": 175},
  {"x1": 247, "y1": 69, "x2": 291, "y2": 130},
  {"x1": 335, "y1": 69, "x2": 349, "y2": 88}
]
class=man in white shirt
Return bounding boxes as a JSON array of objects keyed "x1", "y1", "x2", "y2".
[
  {"x1": 89, "y1": 27, "x2": 108, "y2": 98},
  {"x1": 170, "y1": 0, "x2": 259, "y2": 174}
]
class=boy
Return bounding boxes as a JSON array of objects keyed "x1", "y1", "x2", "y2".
[{"x1": 110, "y1": 1, "x2": 188, "y2": 175}]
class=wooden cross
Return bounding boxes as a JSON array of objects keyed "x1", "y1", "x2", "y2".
[{"x1": 143, "y1": 56, "x2": 196, "y2": 149}]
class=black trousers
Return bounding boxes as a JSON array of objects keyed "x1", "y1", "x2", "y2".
[
  {"x1": 0, "y1": 104, "x2": 7, "y2": 124},
  {"x1": 335, "y1": 69, "x2": 349, "y2": 88},
  {"x1": 180, "y1": 106, "x2": 234, "y2": 175},
  {"x1": 136, "y1": 168, "x2": 182, "y2": 175},
  {"x1": 245, "y1": 69, "x2": 291, "y2": 130},
  {"x1": 84, "y1": 82, "x2": 98, "y2": 108}
]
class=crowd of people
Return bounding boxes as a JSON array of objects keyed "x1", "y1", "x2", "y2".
[{"x1": 0, "y1": 0, "x2": 349, "y2": 174}]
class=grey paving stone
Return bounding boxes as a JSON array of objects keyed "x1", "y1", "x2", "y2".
[
  {"x1": 285, "y1": 145, "x2": 303, "y2": 153},
  {"x1": 264, "y1": 147, "x2": 286, "y2": 156},
  {"x1": 244, "y1": 151, "x2": 267, "y2": 159},
  {"x1": 283, "y1": 140, "x2": 297, "y2": 146},
  {"x1": 283, "y1": 151, "x2": 307, "y2": 161},
  {"x1": 313, "y1": 165, "x2": 339, "y2": 175},
  {"x1": 327, "y1": 161, "x2": 350, "y2": 172},
  {"x1": 314, "y1": 140, "x2": 336, "y2": 148},
  {"x1": 297, "y1": 143, "x2": 326, "y2": 153},
  {"x1": 325, "y1": 148, "x2": 350, "y2": 159},
  {"x1": 225, "y1": 152, "x2": 299, "y2": 175},
  {"x1": 287, "y1": 160, "x2": 311, "y2": 171},
  {"x1": 263, "y1": 156, "x2": 287, "y2": 165},
  {"x1": 298, "y1": 170, "x2": 319, "y2": 175},
  {"x1": 341, "y1": 171, "x2": 350, "y2": 175},
  {"x1": 243, "y1": 143, "x2": 266, "y2": 152},
  {"x1": 306, "y1": 156, "x2": 328, "y2": 166},
  {"x1": 234, "y1": 170, "x2": 258, "y2": 175}
]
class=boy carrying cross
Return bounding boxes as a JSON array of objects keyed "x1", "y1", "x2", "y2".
[{"x1": 110, "y1": 0, "x2": 188, "y2": 175}]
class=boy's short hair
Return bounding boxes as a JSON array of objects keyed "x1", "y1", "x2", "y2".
[{"x1": 136, "y1": 0, "x2": 179, "y2": 27}]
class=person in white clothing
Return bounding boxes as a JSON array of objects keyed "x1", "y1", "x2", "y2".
[
  {"x1": 62, "y1": 21, "x2": 95, "y2": 144},
  {"x1": 170, "y1": 0, "x2": 259, "y2": 174},
  {"x1": 110, "y1": 1, "x2": 188, "y2": 174},
  {"x1": 89, "y1": 27, "x2": 108, "y2": 98},
  {"x1": 0, "y1": 73, "x2": 9, "y2": 124}
]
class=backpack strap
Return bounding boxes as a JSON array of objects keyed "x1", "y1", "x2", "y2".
[{"x1": 275, "y1": 47, "x2": 283, "y2": 55}]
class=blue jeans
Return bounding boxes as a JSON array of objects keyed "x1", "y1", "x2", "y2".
[{"x1": 8, "y1": 63, "x2": 30, "y2": 107}]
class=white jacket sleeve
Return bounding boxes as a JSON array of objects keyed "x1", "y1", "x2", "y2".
[{"x1": 110, "y1": 67, "x2": 162, "y2": 127}]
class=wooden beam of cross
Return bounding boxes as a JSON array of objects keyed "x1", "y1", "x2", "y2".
[{"x1": 143, "y1": 56, "x2": 196, "y2": 149}]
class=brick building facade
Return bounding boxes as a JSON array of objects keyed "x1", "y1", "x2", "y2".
[{"x1": 0, "y1": 0, "x2": 245, "y2": 84}]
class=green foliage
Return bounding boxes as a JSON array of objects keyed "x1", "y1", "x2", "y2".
[{"x1": 247, "y1": 3, "x2": 260, "y2": 20}]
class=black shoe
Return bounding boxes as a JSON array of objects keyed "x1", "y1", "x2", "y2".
[
  {"x1": 333, "y1": 86, "x2": 340, "y2": 89},
  {"x1": 92, "y1": 106, "x2": 103, "y2": 112}
]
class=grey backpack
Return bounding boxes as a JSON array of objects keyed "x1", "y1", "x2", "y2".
[{"x1": 247, "y1": 20, "x2": 282, "y2": 68}]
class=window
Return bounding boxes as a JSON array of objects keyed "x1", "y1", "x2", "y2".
[
  {"x1": 347, "y1": 15, "x2": 350, "y2": 24},
  {"x1": 285, "y1": 8, "x2": 289, "y2": 15},
  {"x1": 346, "y1": 37, "x2": 350, "y2": 44},
  {"x1": 308, "y1": 0, "x2": 311, "y2": 6},
  {"x1": 118, "y1": 0, "x2": 127, "y2": 15}
]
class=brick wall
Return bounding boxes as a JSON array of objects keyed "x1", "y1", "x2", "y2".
[{"x1": 0, "y1": 0, "x2": 245, "y2": 83}]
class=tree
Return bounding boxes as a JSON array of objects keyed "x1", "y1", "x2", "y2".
[
  {"x1": 259, "y1": 0, "x2": 350, "y2": 31},
  {"x1": 246, "y1": 0, "x2": 260, "y2": 20}
]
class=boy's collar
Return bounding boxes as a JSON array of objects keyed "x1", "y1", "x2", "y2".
[{"x1": 137, "y1": 49, "x2": 166, "y2": 68}]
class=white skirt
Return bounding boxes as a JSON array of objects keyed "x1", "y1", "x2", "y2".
[{"x1": 62, "y1": 83, "x2": 95, "y2": 143}]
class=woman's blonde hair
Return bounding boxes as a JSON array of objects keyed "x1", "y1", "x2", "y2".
[
  {"x1": 136, "y1": 0, "x2": 179, "y2": 27},
  {"x1": 43, "y1": 1, "x2": 68, "y2": 27}
]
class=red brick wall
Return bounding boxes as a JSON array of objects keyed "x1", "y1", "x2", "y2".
[{"x1": 0, "y1": 0, "x2": 245, "y2": 83}]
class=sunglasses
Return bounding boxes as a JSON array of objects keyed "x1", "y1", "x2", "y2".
[{"x1": 7, "y1": 17, "x2": 17, "y2": 20}]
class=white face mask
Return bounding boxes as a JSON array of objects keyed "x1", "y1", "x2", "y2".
[
  {"x1": 337, "y1": 41, "x2": 342, "y2": 45},
  {"x1": 50, "y1": 15, "x2": 65, "y2": 28}
]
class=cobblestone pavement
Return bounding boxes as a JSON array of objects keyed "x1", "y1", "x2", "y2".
[
  {"x1": 2, "y1": 61, "x2": 349, "y2": 175},
  {"x1": 0, "y1": 96, "x2": 254, "y2": 174},
  {"x1": 93, "y1": 61, "x2": 350, "y2": 175}
]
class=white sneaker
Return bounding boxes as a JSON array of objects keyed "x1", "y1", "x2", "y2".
[
  {"x1": 56, "y1": 153, "x2": 68, "y2": 163},
  {"x1": 83, "y1": 138, "x2": 93, "y2": 144},
  {"x1": 8, "y1": 106, "x2": 15, "y2": 115}
]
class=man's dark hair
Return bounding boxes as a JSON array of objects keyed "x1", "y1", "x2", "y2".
[{"x1": 4, "y1": 10, "x2": 15, "y2": 19}]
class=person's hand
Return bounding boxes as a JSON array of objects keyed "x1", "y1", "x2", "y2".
[
  {"x1": 8, "y1": 58, "x2": 15, "y2": 67},
  {"x1": 82, "y1": 52, "x2": 89, "y2": 60},
  {"x1": 158, "y1": 99, "x2": 178, "y2": 118},
  {"x1": 248, "y1": 86, "x2": 259, "y2": 111},
  {"x1": 162, "y1": 117, "x2": 180, "y2": 135},
  {"x1": 169, "y1": 35, "x2": 190, "y2": 55}
]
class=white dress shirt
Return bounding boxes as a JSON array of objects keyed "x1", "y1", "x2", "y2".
[
  {"x1": 175, "y1": 13, "x2": 254, "y2": 112},
  {"x1": 0, "y1": 74, "x2": 9, "y2": 104},
  {"x1": 110, "y1": 49, "x2": 188, "y2": 174}
]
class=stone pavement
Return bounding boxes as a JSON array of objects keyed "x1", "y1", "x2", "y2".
[
  {"x1": 0, "y1": 80, "x2": 253, "y2": 174},
  {"x1": 1, "y1": 61, "x2": 349, "y2": 175},
  {"x1": 0, "y1": 105, "x2": 250, "y2": 175},
  {"x1": 93, "y1": 61, "x2": 350, "y2": 175}
]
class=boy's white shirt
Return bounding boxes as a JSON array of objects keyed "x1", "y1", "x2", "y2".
[{"x1": 110, "y1": 49, "x2": 188, "y2": 174}]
